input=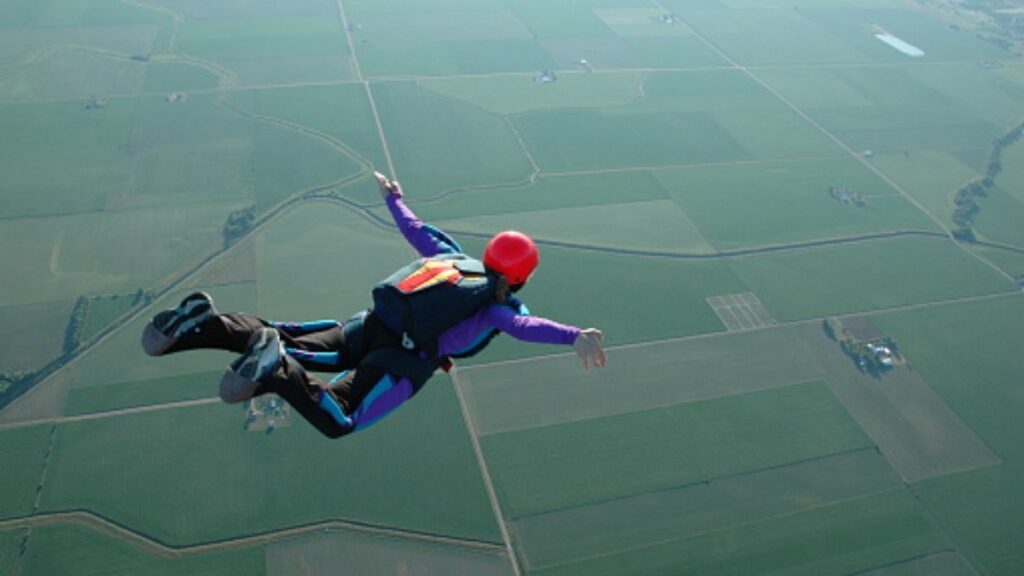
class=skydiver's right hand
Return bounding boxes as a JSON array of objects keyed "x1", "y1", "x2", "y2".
[
  {"x1": 374, "y1": 170, "x2": 402, "y2": 199},
  {"x1": 573, "y1": 328, "x2": 606, "y2": 370}
]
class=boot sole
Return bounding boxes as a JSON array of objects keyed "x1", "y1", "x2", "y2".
[{"x1": 141, "y1": 292, "x2": 215, "y2": 356}]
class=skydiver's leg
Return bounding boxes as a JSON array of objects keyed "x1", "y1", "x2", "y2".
[
  {"x1": 143, "y1": 291, "x2": 280, "y2": 356},
  {"x1": 278, "y1": 311, "x2": 373, "y2": 373},
  {"x1": 142, "y1": 292, "x2": 349, "y2": 359},
  {"x1": 250, "y1": 356, "x2": 356, "y2": 439},
  {"x1": 142, "y1": 291, "x2": 223, "y2": 356},
  {"x1": 217, "y1": 328, "x2": 354, "y2": 439},
  {"x1": 333, "y1": 366, "x2": 419, "y2": 432},
  {"x1": 224, "y1": 350, "x2": 421, "y2": 438},
  {"x1": 278, "y1": 320, "x2": 347, "y2": 372},
  {"x1": 273, "y1": 319, "x2": 343, "y2": 342}
]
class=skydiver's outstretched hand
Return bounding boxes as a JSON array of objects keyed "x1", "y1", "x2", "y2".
[
  {"x1": 374, "y1": 171, "x2": 403, "y2": 199},
  {"x1": 573, "y1": 329, "x2": 606, "y2": 369}
]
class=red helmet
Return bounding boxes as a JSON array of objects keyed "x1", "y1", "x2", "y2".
[{"x1": 483, "y1": 231, "x2": 539, "y2": 286}]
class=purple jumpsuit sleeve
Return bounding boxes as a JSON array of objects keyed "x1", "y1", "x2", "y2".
[
  {"x1": 437, "y1": 304, "x2": 579, "y2": 357},
  {"x1": 386, "y1": 195, "x2": 456, "y2": 257},
  {"x1": 487, "y1": 305, "x2": 580, "y2": 345}
]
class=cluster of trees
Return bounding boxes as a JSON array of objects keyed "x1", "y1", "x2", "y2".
[
  {"x1": 63, "y1": 296, "x2": 91, "y2": 355},
  {"x1": 0, "y1": 371, "x2": 33, "y2": 394},
  {"x1": 64, "y1": 290, "x2": 151, "y2": 354},
  {"x1": 222, "y1": 206, "x2": 255, "y2": 245},
  {"x1": 132, "y1": 288, "x2": 148, "y2": 306},
  {"x1": 952, "y1": 119, "x2": 1024, "y2": 241},
  {"x1": 2, "y1": 289, "x2": 152, "y2": 406}
]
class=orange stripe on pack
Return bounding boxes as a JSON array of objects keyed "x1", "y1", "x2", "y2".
[{"x1": 397, "y1": 261, "x2": 462, "y2": 293}]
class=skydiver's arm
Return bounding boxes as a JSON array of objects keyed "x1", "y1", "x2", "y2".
[
  {"x1": 484, "y1": 305, "x2": 606, "y2": 368},
  {"x1": 486, "y1": 305, "x2": 580, "y2": 345},
  {"x1": 376, "y1": 171, "x2": 458, "y2": 257},
  {"x1": 438, "y1": 304, "x2": 578, "y2": 357}
]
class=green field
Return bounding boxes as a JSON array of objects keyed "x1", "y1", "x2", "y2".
[
  {"x1": 0, "y1": 99, "x2": 139, "y2": 218},
  {"x1": 437, "y1": 199, "x2": 714, "y2": 254},
  {"x1": 998, "y1": 135, "x2": 1024, "y2": 206},
  {"x1": 974, "y1": 185, "x2": 1024, "y2": 247},
  {"x1": 78, "y1": 293, "x2": 139, "y2": 344},
  {"x1": 0, "y1": 529, "x2": 25, "y2": 575},
  {"x1": 0, "y1": 202, "x2": 236, "y2": 308},
  {"x1": 0, "y1": 424, "x2": 51, "y2": 517},
  {"x1": 799, "y1": 7, "x2": 1010, "y2": 63},
  {"x1": 871, "y1": 296, "x2": 1024, "y2": 463},
  {"x1": 535, "y1": 490, "x2": 949, "y2": 576},
  {"x1": 64, "y1": 370, "x2": 220, "y2": 416},
  {"x1": 973, "y1": 136, "x2": 1024, "y2": 247},
  {"x1": 171, "y1": 0, "x2": 354, "y2": 86},
  {"x1": 515, "y1": 448, "x2": 903, "y2": 572},
  {"x1": 0, "y1": 299, "x2": 73, "y2": 373},
  {"x1": 255, "y1": 202, "x2": 413, "y2": 321},
  {"x1": 347, "y1": 8, "x2": 550, "y2": 77},
  {"x1": 871, "y1": 295, "x2": 1024, "y2": 575},
  {"x1": 482, "y1": 381, "x2": 871, "y2": 519},
  {"x1": 592, "y1": 8, "x2": 729, "y2": 68},
  {"x1": 0, "y1": 0, "x2": 167, "y2": 30},
  {"x1": 373, "y1": 81, "x2": 534, "y2": 196},
  {"x1": 656, "y1": 157, "x2": 940, "y2": 249},
  {"x1": 758, "y1": 66, "x2": 1008, "y2": 159},
  {"x1": 871, "y1": 150, "x2": 978, "y2": 227},
  {"x1": 4, "y1": 0, "x2": 1024, "y2": 573},
  {"x1": 515, "y1": 105, "x2": 747, "y2": 170},
  {"x1": 419, "y1": 72, "x2": 645, "y2": 115},
  {"x1": 459, "y1": 324, "x2": 823, "y2": 437},
  {"x1": 19, "y1": 524, "x2": 264, "y2": 576},
  {"x1": 971, "y1": 244, "x2": 1024, "y2": 278},
  {"x1": 680, "y1": 8, "x2": 870, "y2": 65},
  {"x1": 905, "y1": 63, "x2": 1024, "y2": 128},
  {"x1": 236, "y1": 83, "x2": 390, "y2": 184},
  {"x1": 406, "y1": 170, "x2": 670, "y2": 221},
  {"x1": 511, "y1": 70, "x2": 839, "y2": 172},
  {"x1": 0, "y1": 2, "x2": 168, "y2": 97},
  {"x1": 729, "y1": 235, "x2": 1014, "y2": 321},
  {"x1": 140, "y1": 62, "x2": 220, "y2": 94},
  {"x1": 0, "y1": 51, "x2": 149, "y2": 102},
  {"x1": 266, "y1": 529, "x2": 514, "y2": 576},
  {"x1": 41, "y1": 379, "x2": 500, "y2": 544},
  {"x1": 60, "y1": 281, "x2": 258, "y2": 407}
]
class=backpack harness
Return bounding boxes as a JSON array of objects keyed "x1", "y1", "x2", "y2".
[{"x1": 372, "y1": 253, "x2": 501, "y2": 360}]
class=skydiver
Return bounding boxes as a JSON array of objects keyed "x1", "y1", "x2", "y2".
[{"x1": 141, "y1": 172, "x2": 606, "y2": 438}]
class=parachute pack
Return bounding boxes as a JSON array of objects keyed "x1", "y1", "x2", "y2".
[{"x1": 371, "y1": 254, "x2": 500, "y2": 357}]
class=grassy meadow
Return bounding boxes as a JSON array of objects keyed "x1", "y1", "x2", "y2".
[{"x1": 2, "y1": 0, "x2": 1024, "y2": 574}]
